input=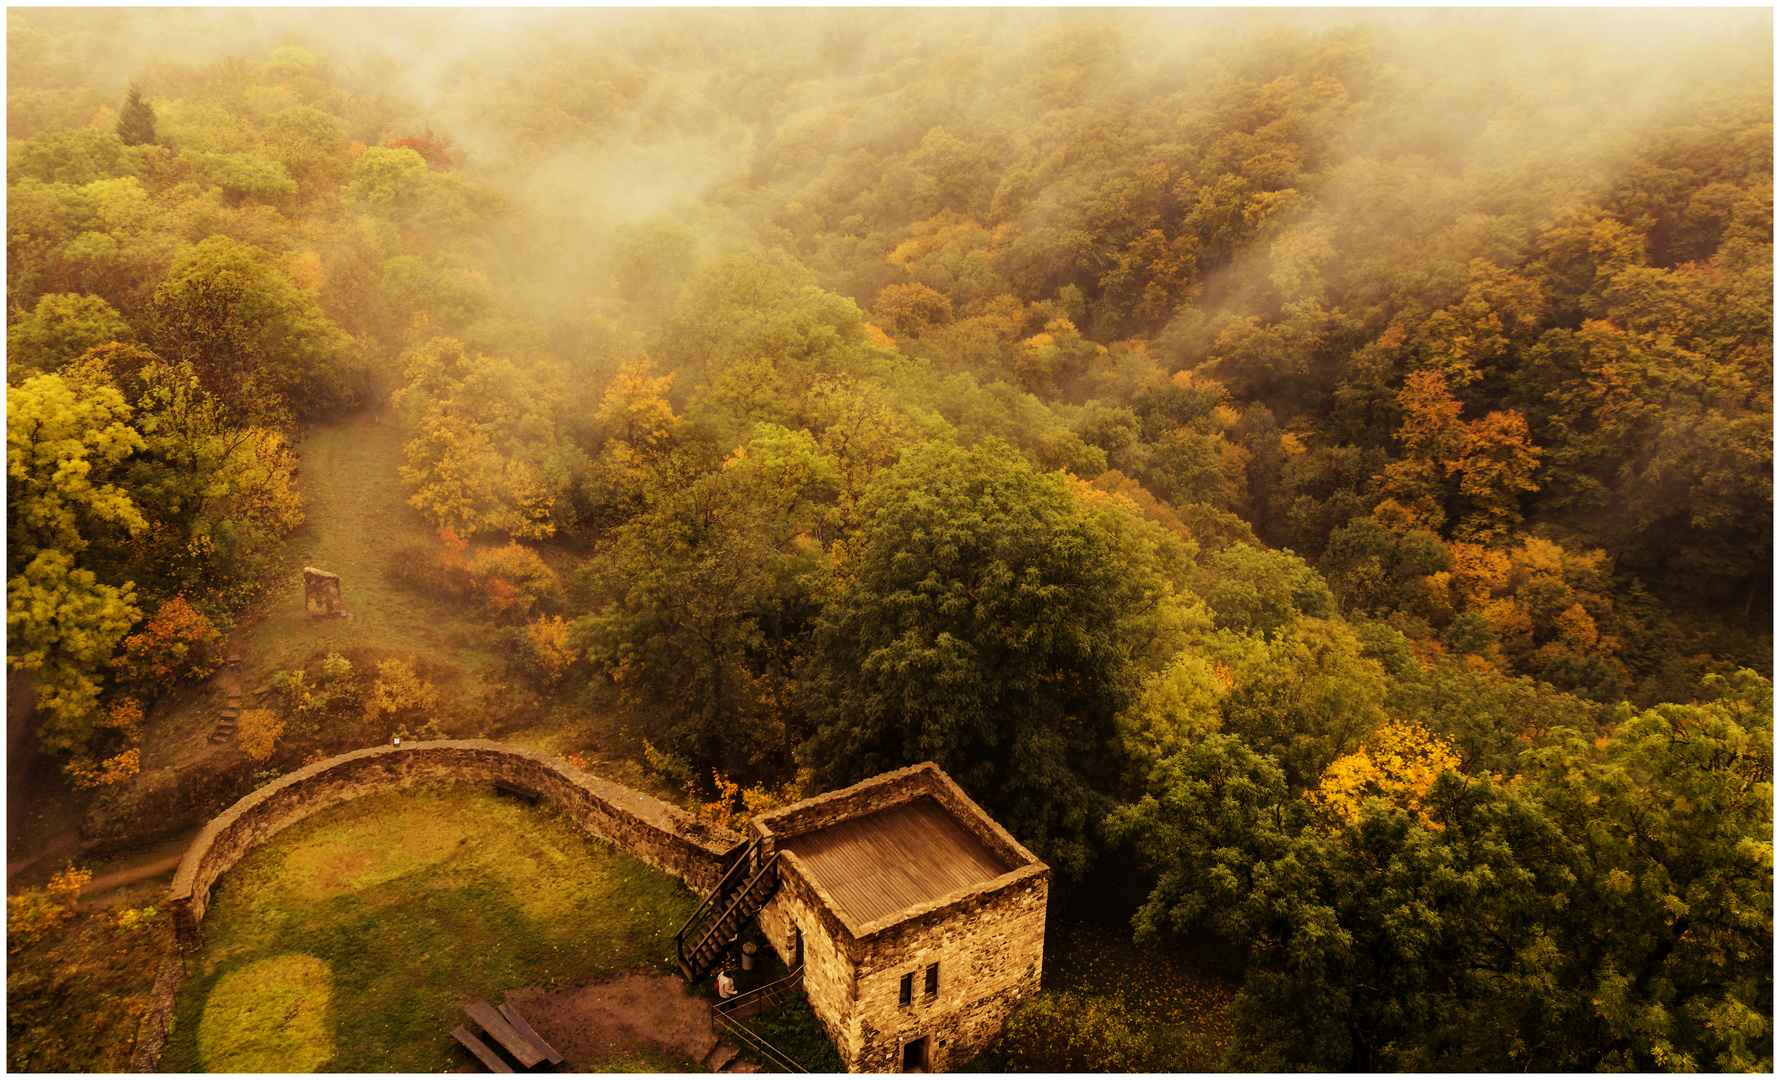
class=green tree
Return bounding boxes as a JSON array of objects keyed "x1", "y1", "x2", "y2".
[
  {"x1": 1109, "y1": 671, "x2": 1773, "y2": 1072},
  {"x1": 1516, "y1": 671, "x2": 1773, "y2": 1072},
  {"x1": 113, "y1": 83, "x2": 157, "y2": 147},
  {"x1": 151, "y1": 236, "x2": 357, "y2": 417},
  {"x1": 1195, "y1": 544, "x2": 1335, "y2": 639},
  {"x1": 6, "y1": 293, "x2": 134, "y2": 380},
  {"x1": 346, "y1": 145, "x2": 428, "y2": 206},
  {"x1": 800, "y1": 438, "x2": 1138, "y2": 882},
  {"x1": 123, "y1": 358, "x2": 304, "y2": 607},
  {"x1": 608, "y1": 218, "x2": 699, "y2": 329},
  {"x1": 572, "y1": 428, "x2": 833, "y2": 777},
  {"x1": 1215, "y1": 614, "x2": 1389, "y2": 789},
  {"x1": 1388, "y1": 656, "x2": 1602, "y2": 776}
]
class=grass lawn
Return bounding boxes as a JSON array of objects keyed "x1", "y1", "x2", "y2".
[
  {"x1": 1039, "y1": 914, "x2": 1239, "y2": 1069},
  {"x1": 733, "y1": 990, "x2": 847, "y2": 1073},
  {"x1": 162, "y1": 782, "x2": 701, "y2": 1073},
  {"x1": 699, "y1": 939, "x2": 845, "y2": 1073}
]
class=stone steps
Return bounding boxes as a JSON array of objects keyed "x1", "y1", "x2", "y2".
[
  {"x1": 702, "y1": 1042, "x2": 741, "y2": 1072},
  {"x1": 207, "y1": 643, "x2": 247, "y2": 746}
]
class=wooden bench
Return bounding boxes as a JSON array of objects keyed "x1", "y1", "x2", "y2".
[
  {"x1": 452, "y1": 1026, "x2": 514, "y2": 1073},
  {"x1": 493, "y1": 781, "x2": 541, "y2": 805},
  {"x1": 466, "y1": 996, "x2": 569, "y2": 1074},
  {"x1": 464, "y1": 1001, "x2": 544, "y2": 1068},
  {"x1": 500, "y1": 1001, "x2": 565, "y2": 1066}
]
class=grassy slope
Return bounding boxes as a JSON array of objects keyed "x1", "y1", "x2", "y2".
[
  {"x1": 244, "y1": 412, "x2": 508, "y2": 722},
  {"x1": 162, "y1": 782, "x2": 701, "y2": 1073},
  {"x1": 140, "y1": 410, "x2": 529, "y2": 776}
]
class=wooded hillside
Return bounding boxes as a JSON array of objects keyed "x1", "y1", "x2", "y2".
[{"x1": 7, "y1": 9, "x2": 1771, "y2": 1071}]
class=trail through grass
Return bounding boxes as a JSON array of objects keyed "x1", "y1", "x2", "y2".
[
  {"x1": 137, "y1": 411, "x2": 520, "y2": 773},
  {"x1": 163, "y1": 783, "x2": 701, "y2": 1073},
  {"x1": 245, "y1": 412, "x2": 503, "y2": 699}
]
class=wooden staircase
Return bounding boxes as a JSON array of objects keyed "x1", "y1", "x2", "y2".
[{"x1": 675, "y1": 839, "x2": 780, "y2": 984}]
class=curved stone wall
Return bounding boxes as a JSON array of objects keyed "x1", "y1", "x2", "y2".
[{"x1": 165, "y1": 739, "x2": 743, "y2": 949}]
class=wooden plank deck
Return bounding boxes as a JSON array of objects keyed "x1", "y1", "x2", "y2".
[
  {"x1": 465, "y1": 1001, "x2": 546, "y2": 1069},
  {"x1": 779, "y1": 795, "x2": 1011, "y2": 924},
  {"x1": 453, "y1": 1026, "x2": 514, "y2": 1073}
]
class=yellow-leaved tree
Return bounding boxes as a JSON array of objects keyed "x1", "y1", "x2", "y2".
[
  {"x1": 362, "y1": 658, "x2": 439, "y2": 733},
  {"x1": 392, "y1": 337, "x2": 578, "y2": 539},
  {"x1": 237, "y1": 708, "x2": 286, "y2": 762},
  {"x1": 595, "y1": 357, "x2": 678, "y2": 453},
  {"x1": 6, "y1": 373, "x2": 146, "y2": 754},
  {"x1": 7, "y1": 862, "x2": 93, "y2": 951},
  {"x1": 1308, "y1": 717, "x2": 1462, "y2": 828},
  {"x1": 581, "y1": 356, "x2": 681, "y2": 527}
]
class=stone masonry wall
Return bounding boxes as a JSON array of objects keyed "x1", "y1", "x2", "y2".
[
  {"x1": 852, "y1": 866, "x2": 1048, "y2": 1072},
  {"x1": 757, "y1": 852, "x2": 865, "y2": 1061},
  {"x1": 751, "y1": 761, "x2": 932, "y2": 852},
  {"x1": 164, "y1": 740, "x2": 741, "y2": 949},
  {"x1": 750, "y1": 760, "x2": 1050, "y2": 1072}
]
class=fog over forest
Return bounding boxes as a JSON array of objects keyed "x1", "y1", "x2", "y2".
[{"x1": 6, "y1": 6, "x2": 1773, "y2": 1074}]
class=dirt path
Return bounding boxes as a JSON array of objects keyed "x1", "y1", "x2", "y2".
[
  {"x1": 80, "y1": 852, "x2": 183, "y2": 894},
  {"x1": 234, "y1": 411, "x2": 506, "y2": 720},
  {"x1": 7, "y1": 826, "x2": 81, "y2": 877},
  {"x1": 505, "y1": 971, "x2": 720, "y2": 1071},
  {"x1": 138, "y1": 411, "x2": 510, "y2": 775}
]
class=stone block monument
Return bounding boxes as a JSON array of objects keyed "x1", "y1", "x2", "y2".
[{"x1": 303, "y1": 567, "x2": 345, "y2": 617}]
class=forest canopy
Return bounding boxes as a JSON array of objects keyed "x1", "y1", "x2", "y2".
[{"x1": 6, "y1": 7, "x2": 1771, "y2": 1072}]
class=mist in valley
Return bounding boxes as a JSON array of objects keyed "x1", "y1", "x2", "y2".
[{"x1": 6, "y1": 7, "x2": 1773, "y2": 1074}]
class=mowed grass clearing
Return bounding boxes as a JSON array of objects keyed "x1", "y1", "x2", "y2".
[{"x1": 163, "y1": 783, "x2": 701, "y2": 1073}]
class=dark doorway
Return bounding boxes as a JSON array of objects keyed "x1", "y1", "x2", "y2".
[
  {"x1": 793, "y1": 925, "x2": 804, "y2": 969},
  {"x1": 901, "y1": 1035, "x2": 929, "y2": 1073}
]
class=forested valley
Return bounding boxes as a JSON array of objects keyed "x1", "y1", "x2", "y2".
[{"x1": 6, "y1": 8, "x2": 1772, "y2": 1072}]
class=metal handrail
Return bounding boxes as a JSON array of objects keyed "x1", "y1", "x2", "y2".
[
  {"x1": 714, "y1": 964, "x2": 804, "y2": 1020},
  {"x1": 714, "y1": 1010, "x2": 810, "y2": 1074}
]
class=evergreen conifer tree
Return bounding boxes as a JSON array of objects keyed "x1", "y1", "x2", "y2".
[{"x1": 114, "y1": 83, "x2": 157, "y2": 146}]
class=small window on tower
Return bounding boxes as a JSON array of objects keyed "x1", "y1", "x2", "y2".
[
  {"x1": 925, "y1": 961, "x2": 939, "y2": 996},
  {"x1": 899, "y1": 972, "x2": 913, "y2": 1006}
]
